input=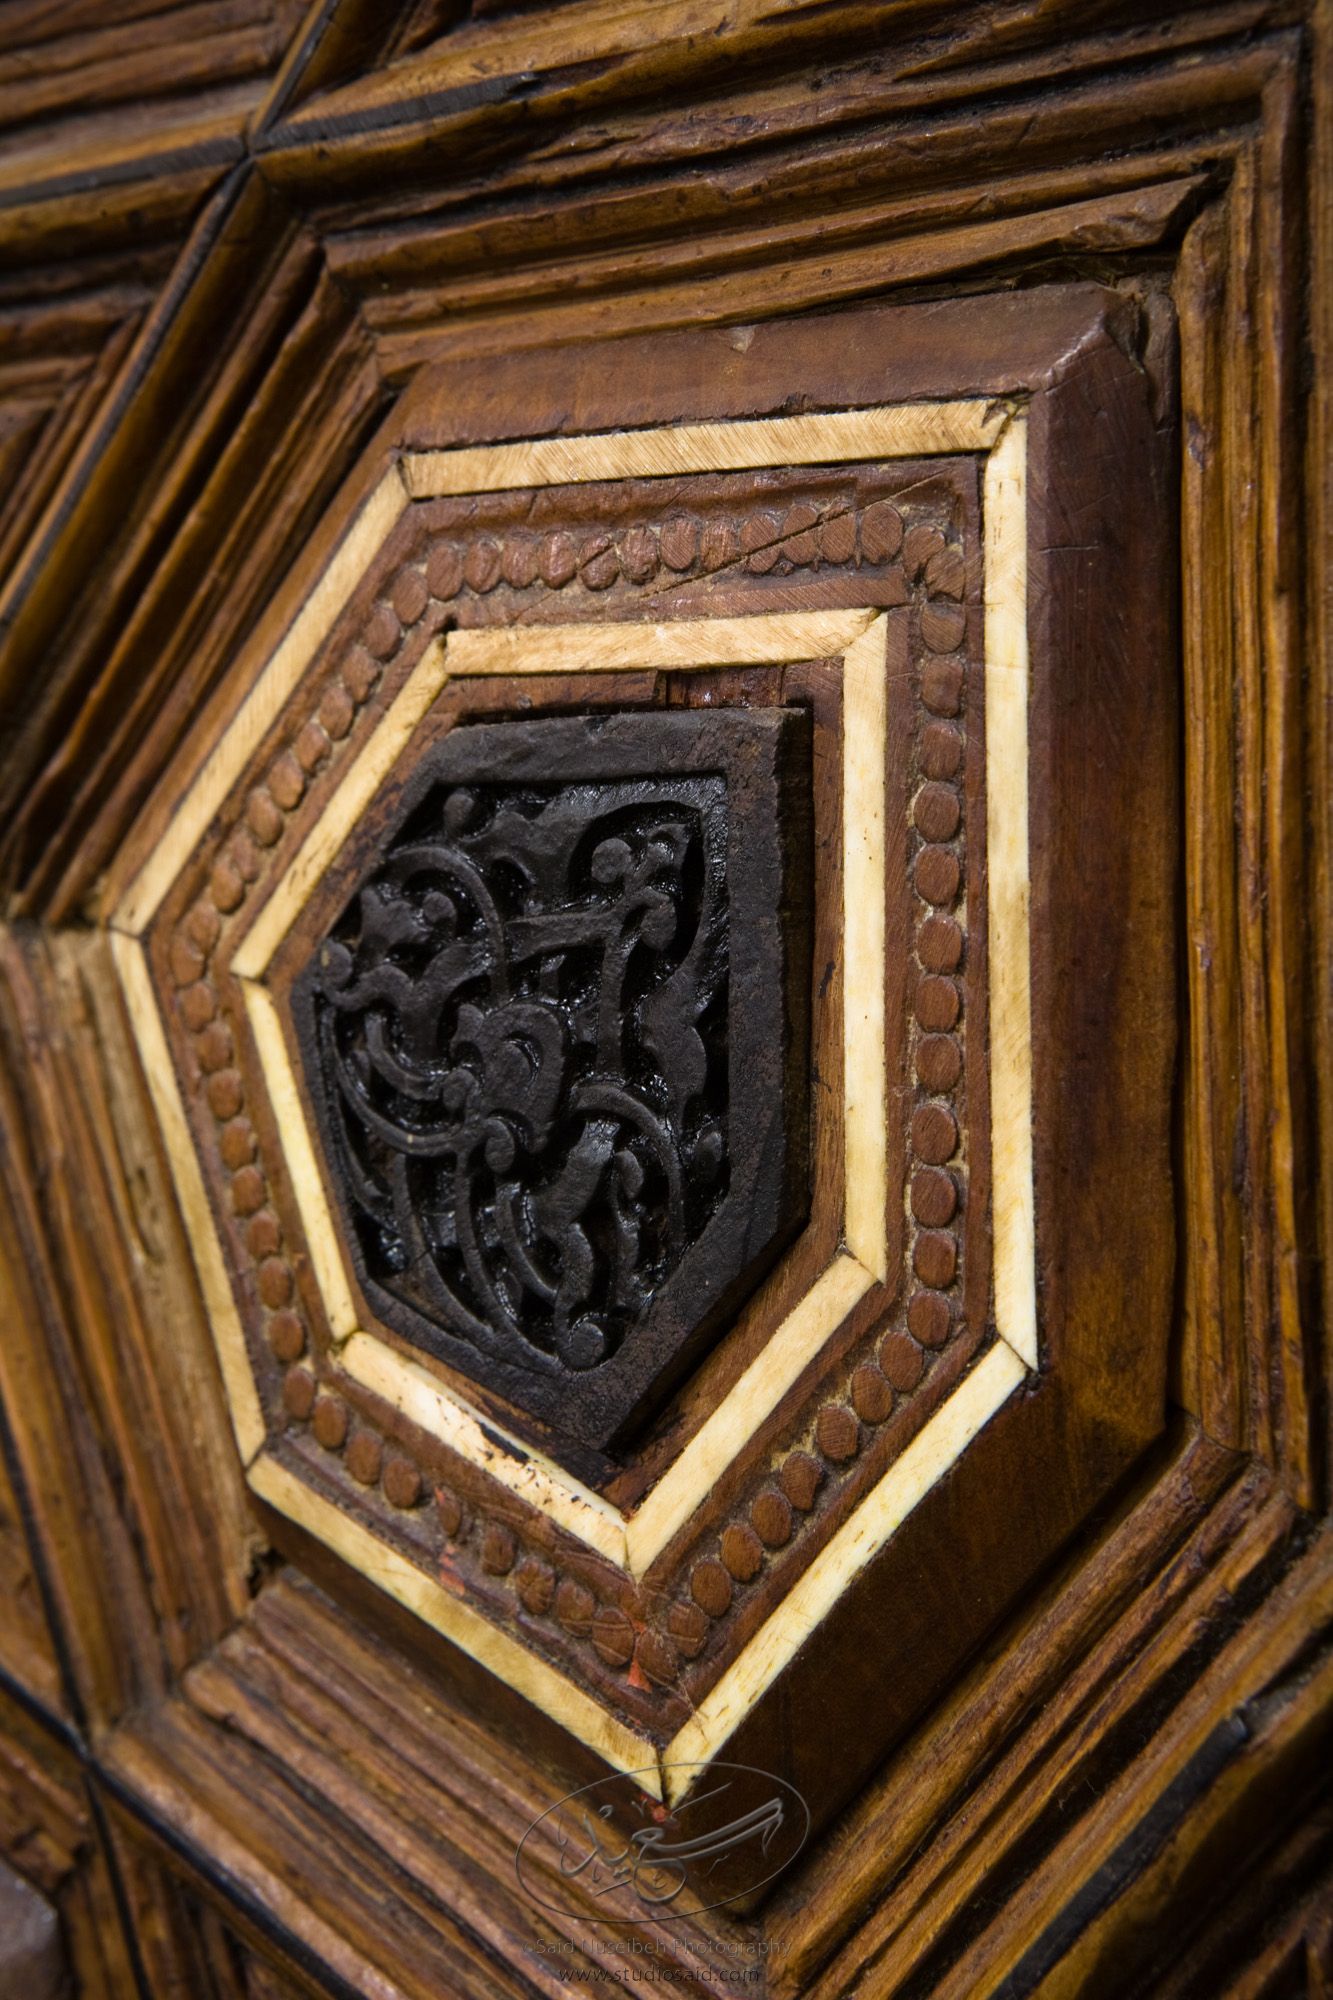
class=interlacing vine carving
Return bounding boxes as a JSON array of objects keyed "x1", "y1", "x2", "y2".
[{"x1": 304, "y1": 775, "x2": 730, "y2": 1376}]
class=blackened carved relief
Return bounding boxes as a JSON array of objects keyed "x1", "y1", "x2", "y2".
[{"x1": 294, "y1": 709, "x2": 812, "y2": 1452}]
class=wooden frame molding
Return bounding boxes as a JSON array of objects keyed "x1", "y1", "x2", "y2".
[
  {"x1": 62, "y1": 269, "x2": 1176, "y2": 1873},
  {"x1": 109, "y1": 397, "x2": 1038, "y2": 1776}
]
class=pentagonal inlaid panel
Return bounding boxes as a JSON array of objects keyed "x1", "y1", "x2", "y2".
[{"x1": 292, "y1": 706, "x2": 812, "y2": 1448}]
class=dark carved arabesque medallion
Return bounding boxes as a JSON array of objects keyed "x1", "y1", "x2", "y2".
[{"x1": 294, "y1": 709, "x2": 812, "y2": 1453}]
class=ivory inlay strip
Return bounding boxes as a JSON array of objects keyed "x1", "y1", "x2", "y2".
[
  {"x1": 983, "y1": 417, "x2": 1038, "y2": 1370},
  {"x1": 624, "y1": 1253, "x2": 875, "y2": 1574},
  {"x1": 339, "y1": 1333, "x2": 629, "y2": 1566},
  {"x1": 841, "y1": 619, "x2": 890, "y2": 1281},
  {"x1": 114, "y1": 468, "x2": 409, "y2": 938},
  {"x1": 403, "y1": 401, "x2": 1008, "y2": 499},
  {"x1": 242, "y1": 980, "x2": 362, "y2": 1343},
  {"x1": 662, "y1": 1340, "x2": 1027, "y2": 1791},
  {"x1": 247, "y1": 1452, "x2": 658, "y2": 1786},
  {"x1": 233, "y1": 635, "x2": 451, "y2": 981},
  {"x1": 443, "y1": 608, "x2": 877, "y2": 679},
  {"x1": 110, "y1": 930, "x2": 266, "y2": 1463}
]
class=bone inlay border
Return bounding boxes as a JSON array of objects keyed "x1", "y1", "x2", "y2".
[
  {"x1": 111, "y1": 399, "x2": 1034, "y2": 1783},
  {"x1": 401, "y1": 401, "x2": 1008, "y2": 500},
  {"x1": 240, "y1": 610, "x2": 887, "y2": 1571}
]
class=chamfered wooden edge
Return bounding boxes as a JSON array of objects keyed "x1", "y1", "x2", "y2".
[
  {"x1": 669, "y1": 296, "x2": 1178, "y2": 1856},
  {"x1": 392, "y1": 281, "x2": 1142, "y2": 455}
]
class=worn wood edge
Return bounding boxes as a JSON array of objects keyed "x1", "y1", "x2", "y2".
[
  {"x1": 113, "y1": 466, "x2": 409, "y2": 939},
  {"x1": 376, "y1": 186, "x2": 1201, "y2": 384},
  {"x1": 762, "y1": 1429, "x2": 1245, "y2": 1986},
  {"x1": 99, "y1": 1732, "x2": 438, "y2": 2000},
  {"x1": 50, "y1": 930, "x2": 257, "y2": 1648},
  {"x1": 232, "y1": 633, "x2": 451, "y2": 979},
  {"x1": 1019, "y1": 1604, "x2": 1333, "y2": 1996},
  {"x1": 245, "y1": 1452, "x2": 661, "y2": 1785},
  {"x1": 779, "y1": 1455, "x2": 1293, "y2": 1996},
  {"x1": 985, "y1": 414, "x2": 1037, "y2": 1371},
  {"x1": 95, "y1": 1574, "x2": 734, "y2": 1999},
  {"x1": 1175, "y1": 199, "x2": 1247, "y2": 1448},
  {"x1": 109, "y1": 927, "x2": 265, "y2": 1466},
  {"x1": 929, "y1": 1527, "x2": 1333, "y2": 1996},
  {"x1": 663, "y1": 1342, "x2": 1029, "y2": 1788},
  {"x1": 1311, "y1": 2, "x2": 1333, "y2": 1508},
  {"x1": 401, "y1": 401, "x2": 1006, "y2": 499},
  {"x1": 1253, "y1": 61, "x2": 1318, "y2": 1506}
]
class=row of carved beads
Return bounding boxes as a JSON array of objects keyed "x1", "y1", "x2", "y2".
[
  {"x1": 280, "y1": 1365, "x2": 695, "y2": 1686},
  {"x1": 169, "y1": 620, "x2": 420, "y2": 1394},
  {"x1": 285, "y1": 1375, "x2": 425, "y2": 1508},
  {"x1": 907, "y1": 648, "x2": 968, "y2": 1351},
  {"x1": 402, "y1": 499, "x2": 969, "y2": 634}
]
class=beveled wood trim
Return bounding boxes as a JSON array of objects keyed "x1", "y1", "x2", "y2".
[
  {"x1": 109, "y1": 929, "x2": 265, "y2": 1464},
  {"x1": 113, "y1": 466, "x2": 410, "y2": 939}
]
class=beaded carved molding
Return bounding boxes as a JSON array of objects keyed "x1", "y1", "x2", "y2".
[{"x1": 112, "y1": 400, "x2": 1036, "y2": 1792}]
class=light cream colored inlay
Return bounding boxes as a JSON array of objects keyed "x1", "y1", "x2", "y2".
[
  {"x1": 116, "y1": 468, "x2": 409, "y2": 940},
  {"x1": 247, "y1": 1451, "x2": 659, "y2": 1785},
  {"x1": 235, "y1": 611, "x2": 877, "y2": 984},
  {"x1": 243, "y1": 980, "x2": 363, "y2": 1346},
  {"x1": 661, "y1": 1340, "x2": 1027, "y2": 1790},
  {"x1": 232, "y1": 635, "x2": 452, "y2": 984},
  {"x1": 983, "y1": 416, "x2": 1037, "y2": 1370},
  {"x1": 403, "y1": 401, "x2": 1008, "y2": 500}
]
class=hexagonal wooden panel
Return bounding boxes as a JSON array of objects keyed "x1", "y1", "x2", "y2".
[{"x1": 106, "y1": 285, "x2": 1175, "y2": 1836}]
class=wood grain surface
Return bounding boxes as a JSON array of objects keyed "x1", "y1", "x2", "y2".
[{"x1": 0, "y1": 4, "x2": 1325, "y2": 1996}]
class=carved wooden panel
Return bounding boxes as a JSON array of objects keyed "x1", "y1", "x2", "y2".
[
  {"x1": 0, "y1": 4, "x2": 1326, "y2": 1995},
  {"x1": 292, "y1": 703, "x2": 811, "y2": 1448},
  {"x1": 97, "y1": 283, "x2": 1177, "y2": 1846}
]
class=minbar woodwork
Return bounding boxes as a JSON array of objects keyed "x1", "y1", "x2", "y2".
[{"x1": 0, "y1": 5, "x2": 1326, "y2": 1996}]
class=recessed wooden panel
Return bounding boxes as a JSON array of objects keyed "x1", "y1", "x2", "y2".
[{"x1": 99, "y1": 282, "x2": 1178, "y2": 1853}]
